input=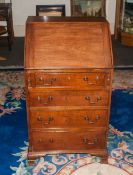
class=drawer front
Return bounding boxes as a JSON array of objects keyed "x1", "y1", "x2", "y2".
[
  {"x1": 27, "y1": 72, "x2": 111, "y2": 88},
  {"x1": 29, "y1": 90, "x2": 109, "y2": 107},
  {"x1": 30, "y1": 110, "x2": 108, "y2": 128},
  {"x1": 31, "y1": 130, "x2": 106, "y2": 151}
]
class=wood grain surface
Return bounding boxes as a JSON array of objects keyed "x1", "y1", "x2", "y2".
[{"x1": 24, "y1": 17, "x2": 113, "y2": 165}]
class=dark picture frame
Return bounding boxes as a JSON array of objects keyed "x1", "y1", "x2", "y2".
[
  {"x1": 36, "y1": 5, "x2": 66, "y2": 17},
  {"x1": 71, "y1": 0, "x2": 106, "y2": 17}
]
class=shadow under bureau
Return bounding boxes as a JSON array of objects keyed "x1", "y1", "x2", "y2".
[{"x1": 24, "y1": 16, "x2": 113, "y2": 165}]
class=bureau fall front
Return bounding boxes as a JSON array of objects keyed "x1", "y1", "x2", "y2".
[{"x1": 24, "y1": 16, "x2": 113, "y2": 165}]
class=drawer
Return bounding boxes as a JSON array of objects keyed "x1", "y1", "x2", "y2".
[
  {"x1": 29, "y1": 90, "x2": 109, "y2": 107},
  {"x1": 31, "y1": 129, "x2": 106, "y2": 151},
  {"x1": 30, "y1": 109, "x2": 108, "y2": 128},
  {"x1": 27, "y1": 72, "x2": 111, "y2": 88}
]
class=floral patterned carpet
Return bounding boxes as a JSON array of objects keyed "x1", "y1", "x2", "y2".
[{"x1": 0, "y1": 71, "x2": 133, "y2": 175}]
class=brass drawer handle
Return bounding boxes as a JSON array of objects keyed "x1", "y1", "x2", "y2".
[
  {"x1": 38, "y1": 139, "x2": 43, "y2": 143},
  {"x1": 83, "y1": 138, "x2": 97, "y2": 145},
  {"x1": 106, "y1": 74, "x2": 110, "y2": 82},
  {"x1": 85, "y1": 96, "x2": 102, "y2": 104},
  {"x1": 37, "y1": 116, "x2": 43, "y2": 121},
  {"x1": 44, "y1": 117, "x2": 53, "y2": 125},
  {"x1": 37, "y1": 96, "x2": 41, "y2": 101},
  {"x1": 44, "y1": 96, "x2": 53, "y2": 105},
  {"x1": 39, "y1": 77, "x2": 43, "y2": 81},
  {"x1": 83, "y1": 75, "x2": 99, "y2": 85},
  {"x1": 37, "y1": 96, "x2": 53, "y2": 104},
  {"x1": 44, "y1": 78, "x2": 56, "y2": 86},
  {"x1": 28, "y1": 78, "x2": 31, "y2": 85},
  {"x1": 49, "y1": 138, "x2": 54, "y2": 143},
  {"x1": 39, "y1": 77, "x2": 56, "y2": 86},
  {"x1": 84, "y1": 115, "x2": 100, "y2": 124},
  {"x1": 106, "y1": 74, "x2": 111, "y2": 85},
  {"x1": 37, "y1": 116, "x2": 54, "y2": 125},
  {"x1": 38, "y1": 138, "x2": 54, "y2": 143}
]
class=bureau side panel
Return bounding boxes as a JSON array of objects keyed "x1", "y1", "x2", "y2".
[{"x1": 24, "y1": 71, "x2": 33, "y2": 152}]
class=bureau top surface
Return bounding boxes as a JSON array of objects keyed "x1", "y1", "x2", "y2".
[{"x1": 24, "y1": 17, "x2": 113, "y2": 69}]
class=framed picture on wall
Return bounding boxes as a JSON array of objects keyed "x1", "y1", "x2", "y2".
[
  {"x1": 71, "y1": 0, "x2": 106, "y2": 17},
  {"x1": 36, "y1": 5, "x2": 66, "y2": 17}
]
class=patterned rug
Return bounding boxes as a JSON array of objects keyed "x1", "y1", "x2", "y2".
[{"x1": 0, "y1": 71, "x2": 133, "y2": 175}]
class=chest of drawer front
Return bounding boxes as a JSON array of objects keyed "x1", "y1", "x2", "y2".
[
  {"x1": 26, "y1": 72, "x2": 111, "y2": 88},
  {"x1": 30, "y1": 109, "x2": 108, "y2": 129},
  {"x1": 31, "y1": 130, "x2": 106, "y2": 151},
  {"x1": 29, "y1": 90, "x2": 109, "y2": 107}
]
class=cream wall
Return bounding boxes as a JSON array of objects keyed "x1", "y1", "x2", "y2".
[
  {"x1": 106, "y1": 0, "x2": 116, "y2": 34},
  {"x1": 10, "y1": 0, "x2": 116, "y2": 36}
]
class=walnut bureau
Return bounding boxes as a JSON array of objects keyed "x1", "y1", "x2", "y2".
[{"x1": 24, "y1": 16, "x2": 113, "y2": 165}]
